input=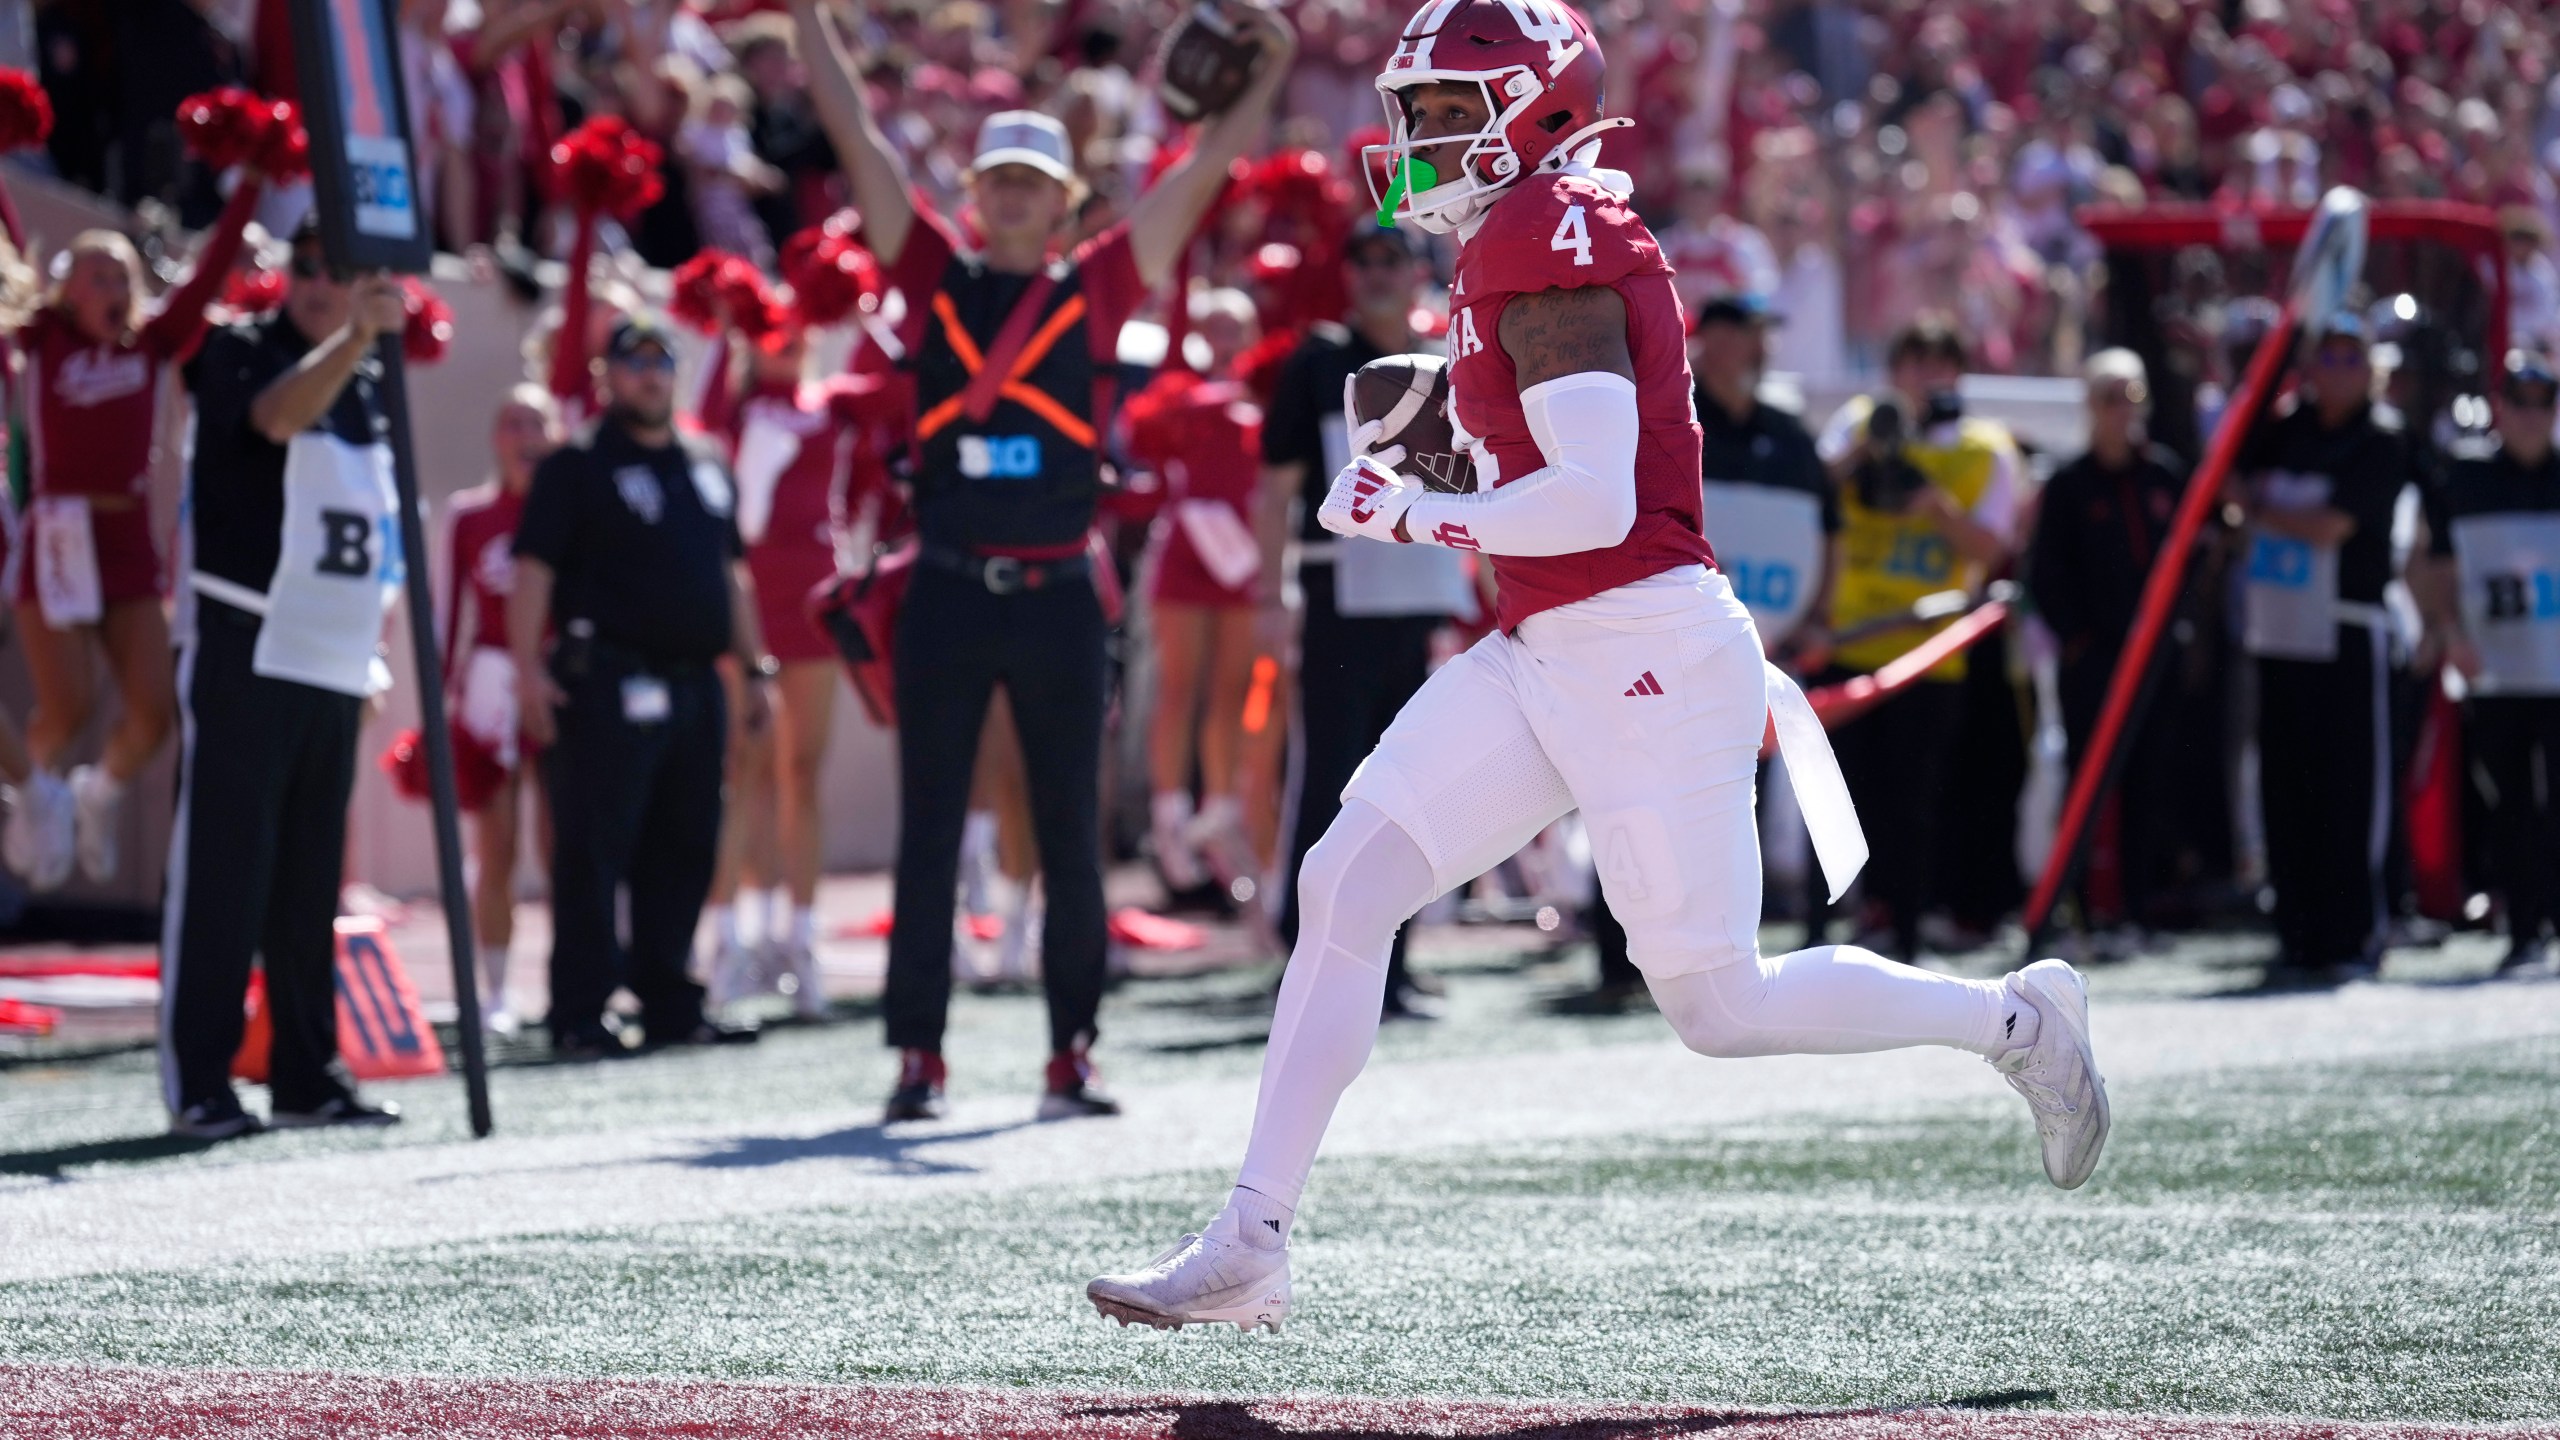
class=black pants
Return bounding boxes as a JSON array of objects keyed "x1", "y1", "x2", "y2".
[
  {"x1": 161, "y1": 602, "x2": 362, "y2": 1114},
  {"x1": 2257, "y1": 626, "x2": 2390, "y2": 967},
  {"x1": 2061, "y1": 648, "x2": 2178, "y2": 928},
  {"x1": 885, "y1": 566, "x2": 1108, "y2": 1054},
  {"x1": 1939, "y1": 624, "x2": 2027, "y2": 931},
  {"x1": 1819, "y1": 672, "x2": 1964, "y2": 958},
  {"x1": 544, "y1": 650, "x2": 722, "y2": 1041},
  {"x1": 1278, "y1": 564, "x2": 1439, "y2": 997},
  {"x1": 2467, "y1": 695, "x2": 2560, "y2": 944}
]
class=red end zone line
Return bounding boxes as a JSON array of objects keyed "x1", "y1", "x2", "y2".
[{"x1": 5, "y1": 1364, "x2": 2545, "y2": 1440}]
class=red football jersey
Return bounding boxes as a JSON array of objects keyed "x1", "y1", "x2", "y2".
[
  {"x1": 441, "y1": 482, "x2": 526, "y2": 679},
  {"x1": 1445, "y1": 172, "x2": 1713, "y2": 630}
]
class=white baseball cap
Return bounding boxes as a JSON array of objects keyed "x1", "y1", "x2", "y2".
[{"x1": 971, "y1": 110, "x2": 1076, "y2": 185}]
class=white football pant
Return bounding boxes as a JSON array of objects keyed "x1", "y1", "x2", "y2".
[{"x1": 1235, "y1": 567, "x2": 2019, "y2": 1209}]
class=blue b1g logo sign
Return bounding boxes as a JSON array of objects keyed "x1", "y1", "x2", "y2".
[
  {"x1": 1724, "y1": 557, "x2": 1799, "y2": 614},
  {"x1": 2248, "y1": 533, "x2": 2315, "y2": 588},
  {"x1": 959, "y1": 435, "x2": 1042, "y2": 479},
  {"x1": 348, "y1": 136, "x2": 419, "y2": 241}
]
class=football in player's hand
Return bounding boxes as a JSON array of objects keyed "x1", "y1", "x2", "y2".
[
  {"x1": 1350, "y1": 353, "x2": 1468, "y2": 493},
  {"x1": 1157, "y1": 1, "x2": 1268, "y2": 123}
]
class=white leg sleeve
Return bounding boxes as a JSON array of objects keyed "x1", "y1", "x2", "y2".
[
  {"x1": 1234, "y1": 800, "x2": 1438, "y2": 1209},
  {"x1": 1647, "y1": 944, "x2": 2015, "y2": 1060}
]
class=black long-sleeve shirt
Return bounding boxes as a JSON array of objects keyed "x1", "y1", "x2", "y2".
[{"x1": 2026, "y1": 442, "x2": 2189, "y2": 662}]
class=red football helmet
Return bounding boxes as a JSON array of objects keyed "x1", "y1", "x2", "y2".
[{"x1": 1364, "y1": 0, "x2": 1629, "y2": 234}]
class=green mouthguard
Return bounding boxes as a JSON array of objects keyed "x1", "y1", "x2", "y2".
[{"x1": 1377, "y1": 155, "x2": 1438, "y2": 227}]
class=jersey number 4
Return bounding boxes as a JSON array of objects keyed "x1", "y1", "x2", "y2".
[{"x1": 1550, "y1": 205, "x2": 1593, "y2": 267}]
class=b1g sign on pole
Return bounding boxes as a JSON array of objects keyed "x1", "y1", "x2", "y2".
[
  {"x1": 288, "y1": 0, "x2": 495, "y2": 1137},
  {"x1": 288, "y1": 0, "x2": 432, "y2": 270}
]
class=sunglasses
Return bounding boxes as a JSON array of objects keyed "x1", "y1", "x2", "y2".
[
  {"x1": 288, "y1": 251, "x2": 352, "y2": 283},
  {"x1": 608, "y1": 350, "x2": 678, "y2": 373},
  {"x1": 2504, "y1": 384, "x2": 2560, "y2": 411},
  {"x1": 2312, "y1": 347, "x2": 2368, "y2": 370}
]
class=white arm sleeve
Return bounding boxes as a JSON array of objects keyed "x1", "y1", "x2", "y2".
[{"x1": 1400, "y1": 372, "x2": 1639, "y2": 555}]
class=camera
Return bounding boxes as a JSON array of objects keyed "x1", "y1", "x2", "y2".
[{"x1": 1855, "y1": 398, "x2": 1930, "y2": 511}]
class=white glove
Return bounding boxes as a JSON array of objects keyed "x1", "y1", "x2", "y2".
[{"x1": 1318, "y1": 452, "x2": 1420, "y2": 543}]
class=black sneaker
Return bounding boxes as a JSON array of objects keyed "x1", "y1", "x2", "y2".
[
  {"x1": 553, "y1": 1024, "x2": 633, "y2": 1062},
  {"x1": 169, "y1": 1093, "x2": 265, "y2": 1141},
  {"x1": 638, "y1": 1018, "x2": 761, "y2": 1052},
  {"x1": 1037, "y1": 1046, "x2": 1120, "y2": 1120},
  {"x1": 270, "y1": 1094, "x2": 403, "y2": 1130},
  {"x1": 883, "y1": 1047, "x2": 947, "y2": 1122}
]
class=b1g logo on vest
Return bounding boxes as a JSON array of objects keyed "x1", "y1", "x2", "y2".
[
  {"x1": 315, "y1": 509, "x2": 387, "y2": 580},
  {"x1": 2482, "y1": 569, "x2": 2560, "y2": 623},
  {"x1": 960, "y1": 434, "x2": 1042, "y2": 480}
]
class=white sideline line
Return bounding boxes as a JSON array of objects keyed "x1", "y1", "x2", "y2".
[{"x1": 0, "y1": 981, "x2": 2555, "y2": 1284}]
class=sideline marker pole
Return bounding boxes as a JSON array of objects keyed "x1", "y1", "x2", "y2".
[
  {"x1": 289, "y1": 0, "x2": 493, "y2": 1135},
  {"x1": 2021, "y1": 189, "x2": 2370, "y2": 953}
]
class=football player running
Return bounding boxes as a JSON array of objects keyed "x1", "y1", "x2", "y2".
[{"x1": 1089, "y1": 0, "x2": 2107, "y2": 1336}]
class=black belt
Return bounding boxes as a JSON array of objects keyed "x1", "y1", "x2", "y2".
[{"x1": 921, "y1": 545, "x2": 1090, "y2": 595}]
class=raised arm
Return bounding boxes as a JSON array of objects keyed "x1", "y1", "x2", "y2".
[
  {"x1": 788, "y1": 0, "x2": 915, "y2": 267},
  {"x1": 1386, "y1": 285, "x2": 1640, "y2": 554},
  {"x1": 1125, "y1": 5, "x2": 1297, "y2": 291},
  {"x1": 140, "y1": 173, "x2": 265, "y2": 359}
]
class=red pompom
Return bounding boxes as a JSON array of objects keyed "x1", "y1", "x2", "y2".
[
  {"x1": 550, "y1": 116, "x2": 666, "y2": 221},
  {"x1": 219, "y1": 266, "x2": 286, "y2": 317},
  {"x1": 177, "y1": 86, "x2": 269, "y2": 172},
  {"x1": 0, "y1": 69, "x2": 51, "y2": 152},
  {"x1": 670, "y1": 248, "x2": 751, "y2": 333},
  {"x1": 378, "y1": 725, "x2": 507, "y2": 810},
  {"x1": 1249, "y1": 147, "x2": 1346, "y2": 223},
  {"x1": 402, "y1": 276, "x2": 454, "y2": 365},
  {"x1": 780, "y1": 211, "x2": 881, "y2": 330},
  {"x1": 251, "y1": 98, "x2": 311, "y2": 181}
]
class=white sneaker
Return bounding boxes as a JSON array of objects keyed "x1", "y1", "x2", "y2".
[
  {"x1": 1184, "y1": 796, "x2": 1253, "y2": 897},
  {"x1": 705, "y1": 941, "x2": 766, "y2": 1010},
  {"x1": 67, "y1": 764, "x2": 122, "y2": 884},
  {"x1": 1087, "y1": 1207, "x2": 1290, "y2": 1333},
  {"x1": 1152, "y1": 794, "x2": 1208, "y2": 892},
  {"x1": 782, "y1": 941, "x2": 829, "y2": 1020},
  {"x1": 1993, "y1": 958, "x2": 2110, "y2": 1190},
  {"x1": 4, "y1": 771, "x2": 75, "y2": 893}
]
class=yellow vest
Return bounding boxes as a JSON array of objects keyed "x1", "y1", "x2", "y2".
[{"x1": 1832, "y1": 402, "x2": 2011, "y2": 680}]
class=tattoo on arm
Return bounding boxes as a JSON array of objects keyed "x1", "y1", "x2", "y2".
[{"x1": 1499, "y1": 286, "x2": 1636, "y2": 391}]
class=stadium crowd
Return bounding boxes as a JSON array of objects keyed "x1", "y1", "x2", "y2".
[{"x1": 4, "y1": 0, "x2": 2560, "y2": 1133}]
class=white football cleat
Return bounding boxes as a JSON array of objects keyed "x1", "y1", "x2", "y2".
[
  {"x1": 1994, "y1": 957, "x2": 2110, "y2": 1189},
  {"x1": 1087, "y1": 1206, "x2": 1290, "y2": 1333},
  {"x1": 4, "y1": 770, "x2": 75, "y2": 893},
  {"x1": 68, "y1": 763, "x2": 123, "y2": 884}
]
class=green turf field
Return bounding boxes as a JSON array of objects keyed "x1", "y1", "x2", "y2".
[{"x1": 3, "y1": 931, "x2": 2556, "y2": 1428}]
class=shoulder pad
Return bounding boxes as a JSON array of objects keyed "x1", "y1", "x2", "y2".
[
  {"x1": 1306, "y1": 320, "x2": 1352, "y2": 348},
  {"x1": 1461, "y1": 172, "x2": 1664, "y2": 299}
]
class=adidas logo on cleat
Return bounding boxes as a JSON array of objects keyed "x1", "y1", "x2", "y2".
[{"x1": 1622, "y1": 671, "x2": 1664, "y2": 697}]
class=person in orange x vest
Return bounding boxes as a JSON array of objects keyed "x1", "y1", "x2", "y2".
[{"x1": 790, "y1": 0, "x2": 1298, "y2": 1123}]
